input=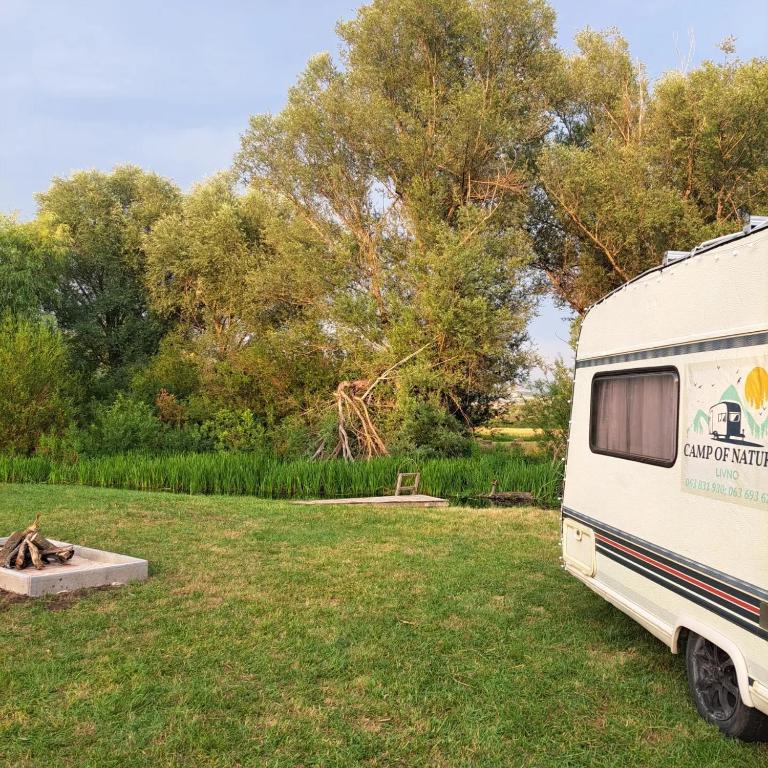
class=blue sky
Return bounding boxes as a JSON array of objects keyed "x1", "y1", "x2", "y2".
[{"x1": 2, "y1": 0, "x2": 766, "y2": 364}]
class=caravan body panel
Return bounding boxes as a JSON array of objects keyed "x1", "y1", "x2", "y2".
[{"x1": 562, "y1": 225, "x2": 768, "y2": 714}]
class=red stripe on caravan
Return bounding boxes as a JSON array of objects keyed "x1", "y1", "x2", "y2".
[{"x1": 594, "y1": 533, "x2": 760, "y2": 617}]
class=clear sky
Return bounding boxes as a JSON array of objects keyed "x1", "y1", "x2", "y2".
[{"x1": 2, "y1": 0, "x2": 766, "y2": 364}]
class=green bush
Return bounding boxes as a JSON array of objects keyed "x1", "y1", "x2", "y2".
[
  {"x1": 58, "y1": 398, "x2": 280, "y2": 459},
  {"x1": 130, "y1": 333, "x2": 201, "y2": 403},
  {"x1": 160, "y1": 423, "x2": 212, "y2": 454},
  {"x1": 270, "y1": 414, "x2": 314, "y2": 459},
  {"x1": 73, "y1": 395, "x2": 218, "y2": 457},
  {"x1": 202, "y1": 408, "x2": 268, "y2": 453},
  {"x1": 0, "y1": 317, "x2": 74, "y2": 455},
  {"x1": 35, "y1": 425, "x2": 85, "y2": 463},
  {"x1": 388, "y1": 400, "x2": 473, "y2": 459},
  {"x1": 519, "y1": 360, "x2": 574, "y2": 459},
  {"x1": 81, "y1": 395, "x2": 164, "y2": 456}
]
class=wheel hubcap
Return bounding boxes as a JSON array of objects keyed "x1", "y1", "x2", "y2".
[{"x1": 692, "y1": 638, "x2": 740, "y2": 721}]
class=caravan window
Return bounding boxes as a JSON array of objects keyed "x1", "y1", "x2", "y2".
[{"x1": 590, "y1": 369, "x2": 679, "y2": 466}]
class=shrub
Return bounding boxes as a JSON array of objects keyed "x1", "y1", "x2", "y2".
[
  {"x1": 81, "y1": 394, "x2": 164, "y2": 456},
  {"x1": 388, "y1": 400, "x2": 473, "y2": 459},
  {"x1": 203, "y1": 408, "x2": 268, "y2": 453},
  {"x1": 0, "y1": 317, "x2": 74, "y2": 455},
  {"x1": 159, "y1": 422, "x2": 212, "y2": 454},
  {"x1": 519, "y1": 359, "x2": 574, "y2": 459},
  {"x1": 155, "y1": 389, "x2": 187, "y2": 426},
  {"x1": 35, "y1": 425, "x2": 84, "y2": 463},
  {"x1": 270, "y1": 414, "x2": 314, "y2": 459},
  {"x1": 130, "y1": 334, "x2": 201, "y2": 402}
]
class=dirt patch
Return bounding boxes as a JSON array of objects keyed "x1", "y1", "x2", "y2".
[
  {"x1": 642, "y1": 725, "x2": 679, "y2": 745},
  {"x1": 587, "y1": 645, "x2": 639, "y2": 667},
  {"x1": 356, "y1": 715, "x2": 391, "y2": 733},
  {"x1": 0, "y1": 584, "x2": 118, "y2": 611},
  {"x1": 0, "y1": 590, "x2": 30, "y2": 609}
]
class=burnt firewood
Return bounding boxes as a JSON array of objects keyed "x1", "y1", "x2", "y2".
[
  {"x1": 28, "y1": 531, "x2": 74, "y2": 562},
  {"x1": 39, "y1": 546, "x2": 75, "y2": 564},
  {"x1": 30, "y1": 531, "x2": 54, "y2": 550},
  {"x1": 0, "y1": 531, "x2": 25, "y2": 568},
  {"x1": 1, "y1": 544, "x2": 22, "y2": 569},
  {"x1": 15, "y1": 539, "x2": 28, "y2": 570},
  {"x1": 28, "y1": 535, "x2": 44, "y2": 570},
  {"x1": 1, "y1": 517, "x2": 74, "y2": 571}
]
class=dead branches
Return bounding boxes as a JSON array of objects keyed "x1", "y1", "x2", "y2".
[
  {"x1": 316, "y1": 341, "x2": 435, "y2": 461},
  {"x1": 331, "y1": 378, "x2": 389, "y2": 460}
]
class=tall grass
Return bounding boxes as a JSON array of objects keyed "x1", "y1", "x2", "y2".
[{"x1": 0, "y1": 451, "x2": 563, "y2": 507}]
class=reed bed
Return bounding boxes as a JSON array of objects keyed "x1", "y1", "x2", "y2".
[{"x1": 0, "y1": 452, "x2": 563, "y2": 507}]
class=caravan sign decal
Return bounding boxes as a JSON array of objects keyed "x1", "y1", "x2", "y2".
[{"x1": 681, "y1": 357, "x2": 768, "y2": 510}]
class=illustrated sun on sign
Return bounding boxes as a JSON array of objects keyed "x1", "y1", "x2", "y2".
[{"x1": 744, "y1": 366, "x2": 768, "y2": 409}]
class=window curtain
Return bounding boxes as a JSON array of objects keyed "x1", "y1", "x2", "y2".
[{"x1": 592, "y1": 372, "x2": 678, "y2": 462}]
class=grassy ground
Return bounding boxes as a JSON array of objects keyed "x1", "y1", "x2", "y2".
[{"x1": 0, "y1": 485, "x2": 765, "y2": 767}]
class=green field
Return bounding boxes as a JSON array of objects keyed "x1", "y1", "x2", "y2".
[
  {"x1": 473, "y1": 427, "x2": 546, "y2": 457},
  {"x1": 474, "y1": 427, "x2": 543, "y2": 441},
  {"x1": 1, "y1": 484, "x2": 765, "y2": 767}
]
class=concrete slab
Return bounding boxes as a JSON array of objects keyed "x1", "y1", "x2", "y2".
[
  {"x1": 0, "y1": 537, "x2": 148, "y2": 597},
  {"x1": 294, "y1": 494, "x2": 449, "y2": 508}
]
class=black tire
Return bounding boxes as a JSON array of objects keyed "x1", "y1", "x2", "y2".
[{"x1": 686, "y1": 632, "x2": 768, "y2": 742}]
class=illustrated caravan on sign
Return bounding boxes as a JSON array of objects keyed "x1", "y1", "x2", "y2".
[
  {"x1": 709, "y1": 401, "x2": 746, "y2": 441},
  {"x1": 561, "y1": 214, "x2": 768, "y2": 742}
]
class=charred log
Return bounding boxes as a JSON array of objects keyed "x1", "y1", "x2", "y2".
[{"x1": 1, "y1": 518, "x2": 74, "y2": 571}]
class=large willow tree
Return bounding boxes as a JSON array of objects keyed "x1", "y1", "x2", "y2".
[
  {"x1": 236, "y1": 0, "x2": 559, "y2": 449},
  {"x1": 533, "y1": 33, "x2": 768, "y2": 314}
]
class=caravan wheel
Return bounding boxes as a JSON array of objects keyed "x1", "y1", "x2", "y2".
[{"x1": 686, "y1": 633, "x2": 768, "y2": 741}]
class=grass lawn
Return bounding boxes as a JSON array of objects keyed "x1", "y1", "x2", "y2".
[{"x1": 1, "y1": 485, "x2": 765, "y2": 767}]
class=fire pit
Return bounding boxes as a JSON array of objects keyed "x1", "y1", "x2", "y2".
[{"x1": 0, "y1": 517, "x2": 148, "y2": 597}]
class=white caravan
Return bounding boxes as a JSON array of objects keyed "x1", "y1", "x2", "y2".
[{"x1": 562, "y1": 216, "x2": 768, "y2": 741}]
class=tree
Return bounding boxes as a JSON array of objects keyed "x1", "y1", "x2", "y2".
[
  {"x1": 236, "y1": 0, "x2": 559, "y2": 451},
  {"x1": 0, "y1": 317, "x2": 74, "y2": 455},
  {"x1": 144, "y1": 175, "x2": 339, "y2": 420},
  {"x1": 0, "y1": 216, "x2": 59, "y2": 320},
  {"x1": 535, "y1": 139, "x2": 703, "y2": 313},
  {"x1": 532, "y1": 31, "x2": 768, "y2": 315},
  {"x1": 648, "y1": 56, "x2": 768, "y2": 225},
  {"x1": 520, "y1": 358, "x2": 573, "y2": 460},
  {"x1": 36, "y1": 166, "x2": 181, "y2": 396}
]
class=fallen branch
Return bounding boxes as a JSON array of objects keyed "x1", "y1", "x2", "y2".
[
  {"x1": 314, "y1": 341, "x2": 436, "y2": 461},
  {"x1": 360, "y1": 341, "x2": 434, "y2": 400}
]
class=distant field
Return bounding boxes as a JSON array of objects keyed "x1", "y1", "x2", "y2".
[
  {"x1": 1, "y1": 484, "x2": 765, "y2": 767},
  {"x1": 475, "y1": 426, "x2": 543, "y2": 441},
  {"x1": 474, "y1": 426, "x2": 545, "y2": 456}
]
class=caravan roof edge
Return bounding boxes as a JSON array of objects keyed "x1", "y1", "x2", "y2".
[{"x1": 583, "y1": 217, "x2": 768, "y2": 316}]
